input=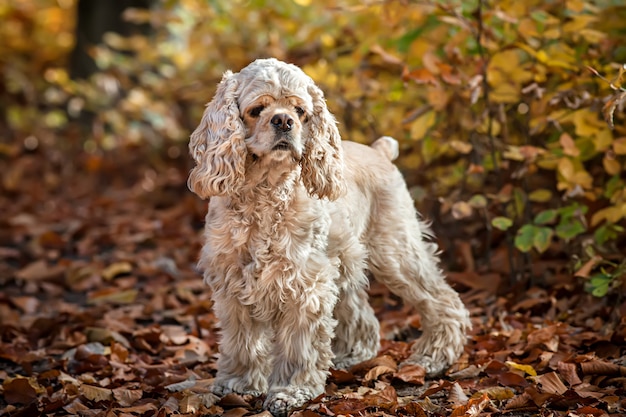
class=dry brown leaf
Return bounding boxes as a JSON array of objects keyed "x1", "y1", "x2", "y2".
[
  {"x1": 218, "y1": 393, "x2": 251, "y2": 408},
  {"x1": 2, "y1": 377, "x2": 45, "y2": 405},
  {"x1": 365, "y1": 364, "x2": 396, "y2": 381},
  {"x1": 580, "y1": 359, "x2": 626, "y2": 376},
  {"x1": 532, "y1": 372, "x2": 568, "y2": 395},
  {"x1": 80, "y1": 384, "x2": 113, "y2": 402},
  {"x1": 504, "y1": 392, "x2": 534, "y2": 410},
  {"x1": 448, "y1": 382, "x2": 469, "y2": 406},
  {"x1": 350, "y1": 354, "x2": 397, "y2": 374},
  {"x1": 179, "y1": 393, "x2": 201, "y2": 413},
  {"x1": 15, "y1": 260, "x2": 65, "y2": 281},
  {"x1": 112, "y1": 387, "x2": 143, "y2": 407},
  {"x1": 396, "y1": 401, "x2": 428, "y2": 417},
  {"x1": 474, "y1": 386, "x2": 514, "y2": 401},
  {"x1": 222, "y1": 407, "x2": 251, "y2": 417},
  {"x1": 574, "y1": 255, "x2": 603, "y2": 278},
  {"x1": 449, "y1": 364, "x2": 485, "y2": 380},
  {"x1": 450, "y1": 392, "x2": 489, "y2": 417},
  {"x1": 393, "y1": 364, "x2": 426, "y2": 385},
  {"x1": 114, "y1": 401, "x2": 158, "y2": 414},
  {"x1": 557, "y1": 361, "x2": 582, "y2": 386}
]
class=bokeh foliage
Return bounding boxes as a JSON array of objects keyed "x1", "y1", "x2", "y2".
[{"x1": 1, "y1": 0, "x2": 625, "y2": 293}]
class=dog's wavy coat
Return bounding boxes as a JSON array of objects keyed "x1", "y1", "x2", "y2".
[{"x1": 188, "y1": 58, "x2": 470, "y2": 416}]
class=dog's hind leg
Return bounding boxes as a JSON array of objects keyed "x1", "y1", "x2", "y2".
[
  {"x1": 331, "y1": 237, "x2": 380, "y2": 369},
  {"x1": 366, "y1": 174, "x2": 471, "y2": 375}
]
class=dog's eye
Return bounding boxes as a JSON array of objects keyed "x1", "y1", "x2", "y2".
[
  {"x1": 249, "y1": 106, "x2": 264, "y2": 118},
  {"x1": 295, "y1": 106, "x2": 305, "y2": 117}
]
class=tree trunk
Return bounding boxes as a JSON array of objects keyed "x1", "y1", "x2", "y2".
[{"x1": 69, "y1": 0, "x2": 154, "y2": 79}]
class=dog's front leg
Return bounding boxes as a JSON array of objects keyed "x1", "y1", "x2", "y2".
[
  {"x1": 263, "y1": 267, "x2": 339, "y2": 417},
  {"x1": 211, "y1": 295, "x2": 271, "y2": 396}
]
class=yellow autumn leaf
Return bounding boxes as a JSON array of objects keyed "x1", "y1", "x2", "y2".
[
  {"x1": 536, "y1": 50, "x2": 549, "y2": 63},
  {"x1": 505, "y1": 361, "x2": 537, "y2": 376},
  {"x1": 557, "y1": 157, "x2": 575, "y2": 182},
  {"x1": 529, "y1": 189, "x2": 553, "y2": 203},
  {"x1": 449, "y1": 140, "x2": 473, "y2": 154},
  {"x1": 102, "y1": 261, "x2": 133, "y2": 281},
  {"x1": 490, "y1": 83, "x2": 521, "y2": 103},
  {"x1": 559, "y1": 133, "x2": 580, "y2": 157},
  {"x1": 573, "y1": 169, "x2": 593, "y2": 189},
  {"x1": 579, "y1": 29, "x2": 606, "y2": 43},
  {"x1": 410, "y1": 110, "x2": 436, "y2": 140},
  {"x1": 571, "y1": 109, "x2": 606, "y2": 137},
  {"x1": 562, "y1": 14, "x2": 595, "y2": 33},
  {"x1": 594, "y1": 128, "x2": 613, "y2": 152},
  {"x1": 566, "y1": 0, "x2": 585, "y2": 13},
  {"x1": 88, "y1": 289, "x2": 138, "y2": 305},
  {"x1": 591, "y1": 206, "x2": 623, "y2": 226},
  {"x1": 427, "y1": 87, "x2": 450, "y2": 111},
  {"x1": 603, "y1": 156, "x2": 621, "y2": 175},
  {"x1": 613, "y1": 137, "x2": 626, "y2": 155}
]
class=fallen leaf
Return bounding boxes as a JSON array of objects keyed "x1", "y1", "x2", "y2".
[
  {"x1": 557, "y1": 361, "x2": 582, "y2": 386},
  {"x1": 102, "y1": 261, "x2": 133, "y2": 280},
  {"x1": 393, "y1": 364, "x2": 426, "y2": 385},
  {"x1": 506, "y1": 361, "x2": 537, "y2": 376},
  {"x1": 2, "y1": 377, "x2": 45, "y2": 404},
  {"x1": 450, "y1": 392, "x2": 489, "y2": 417},
  {"x1": 448, "y1": 382, "x2": 469, "y2": 406},
  {"x1": 87, "y1": 288, "x2": 138, "y2": 305},
  {"x1": 15, "y1": 260, "x2": 65, "y2": 281},
  {"x1": 112, "y1": 387, "x2": 143, "y2": 406},
  {"x1": 532, "y1": 372, "x2": 568, "y2": 395},
  {"x1": 365, "y1": 364, "x2": 396, "y2": 381},
  {"x1": 474, "y1": 386, "x2": 515, "y2": 401},
  {"x1": 222, "y1": 407, "x2": 251, "y2": 417},
  {"x1": 80, "y1": 384, "x2": 113, "y2": 402}
]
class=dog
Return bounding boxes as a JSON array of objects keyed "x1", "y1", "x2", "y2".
[{"x1": 188, "y1": 58, "x2": 470, "y2": 416}]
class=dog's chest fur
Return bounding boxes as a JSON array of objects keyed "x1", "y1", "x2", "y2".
[{"x1": 200, "y1": 183, "x2": 338, "y2": 318}]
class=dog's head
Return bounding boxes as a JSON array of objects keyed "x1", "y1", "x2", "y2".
[{"x1": 188, "y1": 58, "x2": 345, "y2": 200}]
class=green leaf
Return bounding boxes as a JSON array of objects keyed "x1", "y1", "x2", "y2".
[
  {"x1": 528, "y1": 189, "x2": 553, "y2": 203},
  {"x1": 555, "y1": 220, "x2": 586, "y2": 240},
  {"x1": 468, "y1": 194, "x2": 488, "y2": 209},
  {"x1": 589, "y1": 273, "x2": 612, "y2": 297},
  {"x1": 492, "y1": 216, "x2": 513, "y2": 231},
  {"x1": 533, "y1": 227, "x2": 554, "y2": 253},
  {"x1": 513, "y1": 187, "x2": 526, "y2": 221},
  {"x1": 534, "y1": 209, "x2": 558, "y2": 225},
  {"x1": 515, "y1": 224, "x2": 536, "y2": 253},
  {"x1": 594, "y1": 224, "x2": 615, "y2": 246}
]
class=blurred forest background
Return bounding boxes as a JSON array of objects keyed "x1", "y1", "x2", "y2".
[
  {"x1": 2, "y1": 0, "x2": 626, "y2": 294},
  {"x1": 2, "y1": 1, "x2": 626, "y2": 416}
]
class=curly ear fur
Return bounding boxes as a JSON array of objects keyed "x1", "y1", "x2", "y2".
[
  {"x1": 301, "y1": 82, "x2": 345, "y2": 200},
  {"x1": 188, "y1": 71, "x2": 246, "y2": 199}
]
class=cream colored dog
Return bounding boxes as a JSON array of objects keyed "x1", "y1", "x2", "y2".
[{"x1": 188, "y1": 58, "x2": 470, "y2": 416}]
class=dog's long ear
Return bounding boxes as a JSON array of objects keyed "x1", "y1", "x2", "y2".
[
  {"x1": 301, "y1": 82, "x2": 345, "y2": 200},
  {"x1": 188, "y1": 71, "x2": 246, "y2": 199}
]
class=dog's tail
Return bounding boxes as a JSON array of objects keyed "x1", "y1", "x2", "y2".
[{"x1": 371, "y1": 136, "x2": 399, "y2": 161}]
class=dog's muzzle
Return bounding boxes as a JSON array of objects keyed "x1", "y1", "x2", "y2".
[{"x1": 271, "y1": 113, "x2": 294, "y2": 132}]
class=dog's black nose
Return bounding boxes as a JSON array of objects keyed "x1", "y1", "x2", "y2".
[{"x1": 271, "y1": 113, "x2": 294, "y2": 132}]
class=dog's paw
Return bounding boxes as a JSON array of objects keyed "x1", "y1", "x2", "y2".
[{"x1": 264, "y1": 386, "x2": 316, "y2": 417}]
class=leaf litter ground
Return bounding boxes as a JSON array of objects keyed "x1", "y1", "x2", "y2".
[{"x1": 1, "y1": 147, "x2": 625, "y2": 417}]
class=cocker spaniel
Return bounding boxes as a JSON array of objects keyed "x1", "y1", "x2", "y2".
[{"x1": 188, "y1": 58, "x2": 470, "y2": 416}]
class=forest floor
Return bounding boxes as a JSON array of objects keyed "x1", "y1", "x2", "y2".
[{"x1": 1, "y1": 144, "x2": 624, "y2": 417}]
